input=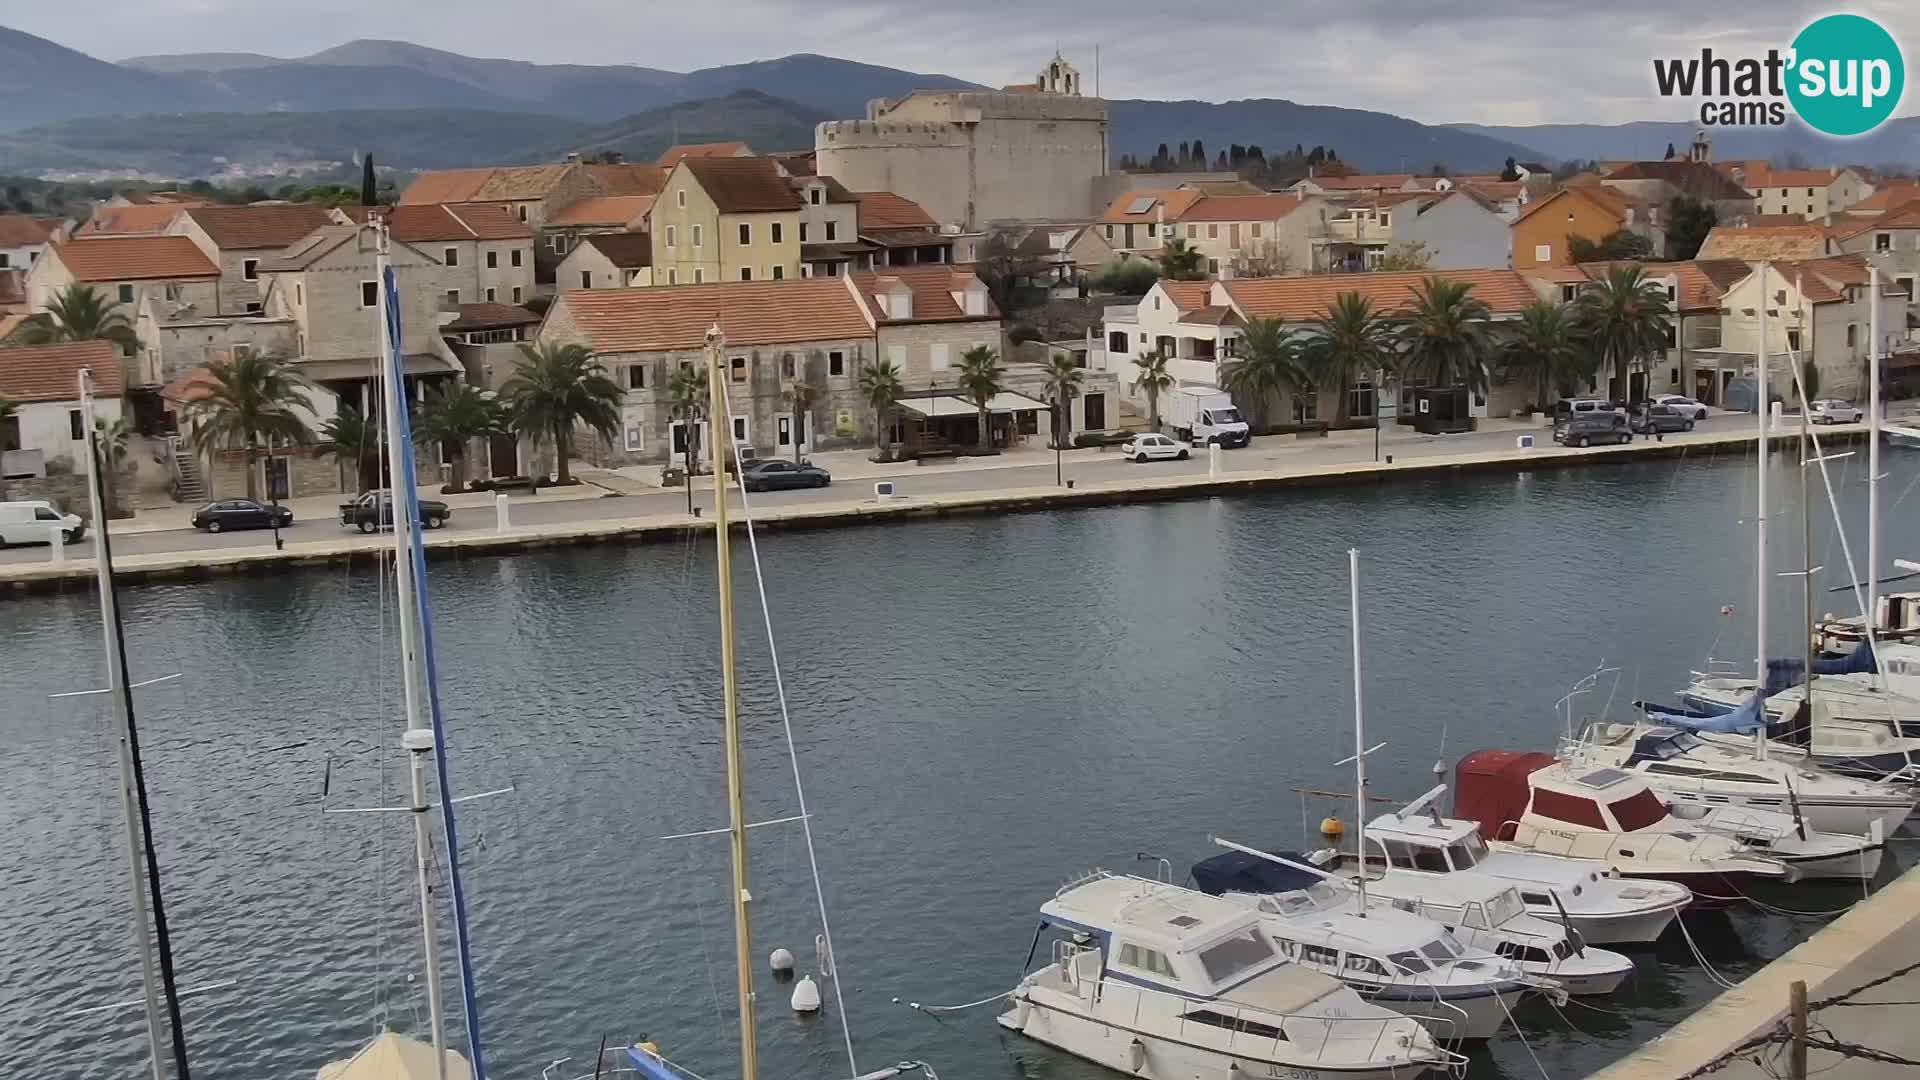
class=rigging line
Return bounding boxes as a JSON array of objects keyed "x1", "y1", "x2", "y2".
[
  {"x1": 1495, "y1": 988, "x2": 1550, "y2": 1080},
  {"x1": 92, "y1": 439, "x2": 194, "y2": 1080},
  {"x1": 1673, "y1": 915, "x2": 1740, "y2": 990},
  {"x1": 719, "y1": 374, "x2": 860, "y2": 1080}
]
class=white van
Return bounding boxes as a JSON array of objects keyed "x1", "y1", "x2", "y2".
[{"x1": 0, "y1": 501, "x2": 85, "y2": 546}]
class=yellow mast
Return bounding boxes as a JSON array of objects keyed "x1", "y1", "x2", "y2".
[{"x1": 705, "y1": 325, "x2": 759, "y2": 1080}]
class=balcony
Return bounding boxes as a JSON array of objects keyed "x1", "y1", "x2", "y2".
[{"x1": 1321, "y1": 216, "x2": 1393, "y2": 244}]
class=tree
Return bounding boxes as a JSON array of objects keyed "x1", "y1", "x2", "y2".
[
  {"x1": 1093, "y1": 258, "x2": 1160, "y2": 296},
  {"x1": 92, "y1": 415, "x2": 130, "y2": 513},
  {"x1": 1191, "y1": 140, "x2": 1206, "y2": 166},
  {"x1": 1373, "y1": 242, "x2": 1434, "y2": 272},
  {"x1": 858, "y1": 359, "x2": 904, "y2": 453},
  {"x1": 955, "y1": 345, "x2": 1005, "y2": 451},
  {"x1": 668, "y1": 363, "x2": 708, "y2": 475},
  {"x1": 1398, "y1": 276, "x2": 1494, "y2": 393},
  {"x1": 1224, "y1": 317, "x2": 1308, "y2": 429},
  {"x1": 21, "y1": 284, "x2": 140, "y2": 352},
  {"x1": 1664, "y1": 142, "x2": 1678, "y2": 160},
  {"x1": 1131, "y1": 350, "x2": 1175, "y2": 431},
  {"x1": 1308, "y1": 292, "x2": 1394, "y2": 425},
  {"x1": 783, "y1": 380, "x2": 819, "y2": 464},
  {"x1": 1178, "y1": 141, "x2": 1190, "y2": 164},
  {"x1": 1499, "y1": 300, "x2": 1588, "y2": 411},
  {"x1": 976, "y1": 226, "x2": 1049, "y2": 317},
  {"x1": 321, "y1": 405, "x2": 383, "y2": 493},
  {"x1": 503, "y1": 342, "x2": 621, "y2": 486},
  {"x1": 1229, "y1": 239, "x2": 1294, "y2": 279},
  {"x1": 1567, "y1": 228, "x2": 1653, "y2": 263},
  {"x1": 1159, "y1": 238, "x2": 1206, "y2": 281},
  {"x1": 1500, "y1": 157, "x2": 1520, "y2": 182},
  {"x1": 1574, "y1": 263, "x2": 1672, "y2": 404},
  {"x1": 1799, "y1": 357, "x2": 1822, "y2": 405},
  {"x1": 180, "y1": 353, "x2": 316, "y2": 500},
  {"x1": 1044, "y1": 353, "x2": 1085, "y2": 449},
  {"x1": 414, "y1": 382, "x2": 505, "y2": 490},
  {"x1": 361, "y1": 152, "x2": 377, "y2": 207},
  {"x1": 1666, "y1": 195, "x2": 1718, "y2": 261}
]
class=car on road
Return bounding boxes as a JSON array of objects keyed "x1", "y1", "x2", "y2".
[
  {"x1": 741, "y1": 460, "x2": 831, "y2": 492},
  {"x1": 1654, "y1": 394, "x2": 1709, "y2": 420},
  {"x1": 1553, "y1": 413, "x2": 1632, "y2": 447},
  {"x1": 338, "y1": 490, "x2": 450, "y2": 532},
  {"x1": 1630, "y1": 404, "x2": 1694, "y2": 435},
  {"x1": 1553, "y1": 398, "x2": 1621, "y2": 422},
  {"x1": 1122, "y1": 433, "x2": 1190, "y2": 462},
  {"x1": 0, "y1": 500, "x2": 84, "y2": 545},
  {"x1": 191, "y1": 498, "x2": 293, "y2": 533},
  {"x1": 1809, "y1": 399, "x2": 1864, "y2": 424}
]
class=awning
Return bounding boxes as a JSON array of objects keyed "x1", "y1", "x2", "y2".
[
  {"x1": 297, "y1": 354, "x2": 461, "y2": 382},
  {"x1": 896, "y1": 392, "x2": 1051, "y2": 418}
]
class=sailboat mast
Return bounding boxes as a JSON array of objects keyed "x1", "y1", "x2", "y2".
[
  {"x1": 1756, "y1": 263, "x2": 1771, "y2": 686},
  {"x1": 1347, "y1": 547, "x2": 1367, "y2": 912},
  {"x1": 1869, "y1": 265, "x2": 1882, "y2": 623},
  {"x1": 81, "y1": 369, "x2": 193, "y2": 1080},
  {"x1": 373, "y1": 216, "x2": 452, "y2": 1080},
  {"x1": 705, "y1": 325, "x2": 759, "y2": 1080}
]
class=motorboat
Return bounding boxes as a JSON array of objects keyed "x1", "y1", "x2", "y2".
[
  {"x1": 1674, "y1": 672, "x2": 1920, "y2": 780},
  {"x1": 1453, "y1": 750, "x2": 1798, "y2": 899},
  {"x1": 1815, "y1": 591, "x2": 1920, "y2": 656},
  {"x1": 999, "y1": 872, "x2": 1463, "y2": 1079},
  {"x1": 1348, "y1": 792, "x2": 1691, "y2": 946},
  {"x1": 1563, "y1": 722, "x2": 1915, "y2": 838},
  {"x1": 1195, "y1": 840, "x2": 1627, "y2": 998}
]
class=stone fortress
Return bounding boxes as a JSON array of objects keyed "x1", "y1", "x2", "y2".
[{"x1": 815, "y1": 52, "x2": 1110, "y2": 230}]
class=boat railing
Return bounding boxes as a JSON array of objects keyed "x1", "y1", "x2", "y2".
[{"x1": 1055, "y1": 868, "x2": 1113, "y2": 897}]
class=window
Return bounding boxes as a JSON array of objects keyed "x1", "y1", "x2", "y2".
[
  {"x1": 1207, "y1": 258, "x2": 1220, "y2": 274},
  {"x1": 1207, "y1": 224, "x2": 1219, "y2": 239},
  {"x1": 1848, "y1": 324, "x2": 1859, "y2": 347},
  {"x1": 926, "y1": 343, "x2": 944, "y2": 371},
  {"x1": 771, "y1": 265, "x2": 784, "y2": 280},
  {"x1": 69, "y1": 409, "x2": 84, "y2": 440},
  {"x1": 485, "y1": 288, "x2": 496, "y2": 302},
  {"x1": 512, "y1": 287, "x2": 522, "y2": 303},
  {"x1": 0, "y1": 253, "x2": 7, "y2": 268},
  {"x1": 676, "y1": 189, "x2": 686, "y2": 208},
  {"x1": 1197, "y1": 927, "x2": 1275, "y2": 983},
  {"x1": 1665, "y1": 283, "x2": 1677, "y2": 300},
  {"x1": 242, "y1": 258, "x2": 259, "y2": 281},
  {"x1": 771, "y1": 223, "x2": 783, "y2": 244},
  {"x1": 517, "y1": 206, "x2": 527, "y2": 222},
  {"x1": 1444, "y1": 840, "x2": 1481, "y2": 869},
  {"x1": 444, "y1": 247, "x2": 459, "y2": 267},
  {"x1": 1109, "y1": 330, "x2": 1128, "y2": 353},
  {"x1": 628, "y1": 365, "x2": 646, "y2": 390},
  {"x1": 295, "y1": 284, "x2": 302, "y2": 305},
  {"x1": 668, "y1": 269, "x2": 679, "y2": 285},
  {"x1": 810, "y1": 187, "x2": 822, "y2": 205},
  {"x1": 825, "y1": 222, "x2": 837, "y2": 241},
  {"x1": 666, "y1": 225, "x2": 677, "y2": 248},
  {"x1": 1251, "y1": 222, "x2": 1263, "y2": 238},
  {"x1": 624, "y1": 422, "x2": 644, "y2": 452},
  {"x1": 582, "y1": 270, "x2": 593, "y2": 289},
  {"x1": 1298, "y1": 943, "x2": 1340, "y2": 967},
  {"x1": 739, "y1": 223, "x2": 752, "y2": 245},
  {"x1": 731, "y1": 356, "x2": 748, "y2": 382},
  {"x1": 1877, "y1": 233, "x2": 1892, "y2": 252},
  {"x1": 732, "y1": 416, "x2": 747, "y2": 441},
  {"x1": 781, "y1": 354, "x2": 796, "y2": 379},
  {"x1": 693, "y1": 269, "x2": 704, "y2": 284},
  {"x1": 1147, "y1": 223, "x2": 1157, "y2": 237},
  {"x1": 1104, "y1": 225, "x2": 1114, "y2": 240},
  {"x1": 740, "y1": 267, "x2": 752, "y2": 281},
  {"x1": 547, "y1": 234, "x2": 569, "y2": 255},
  {"x1": 1664, "y1": 324, "x2": 1677, "y2": 348},
  {"x1": 1536, "y1": 244, "x2": 1553, "y2": 263},
  {"x1": 1181, "y1": 1010, "x2": 1283, "y2": 1041},
  {"x1": 1531, "y1": 788, "x2": 1607, "y2": 828},
  {"x1": 1343, "y1": 953, "x2": 1390, "y2": 978},
  {"x1": 1292, "y1": 393, "x2": 1318, "y2": 423},
  {"x1": 692, "y1": 224, "x2": 703, "y2": 248},
  {"x1": 118, "y1": 284, "x2": 134, "y2": 304},
  {"x1": 800, "y1": 223, "x2": 809, "y2": 242},
  {"x1": 1608, "y1": 790, "x2": 1669, "y2": 831},
  {"x1": 1788, "y1": 328, "x2": 1803, "y2": 352},
  {"x1": 512, "y1": 248, "x2": 524, "y2": 267},
  {"x1": 245, "y1": 302, "x2": 263, "y2": 315},
  {"x1": 361, "y1": 281, "x2": 379, "y2": 308},
  {"x1": 446, "y1": 289, "x2": 461, "y2": 305},
  {"x1": 829, "y1": 350, "x2": 845, "y2": 376},
  {"x1": 1116, "y1": 943, "x2": 1178, "y2": 979},
  {"x1": 1379, "y1": 212, "x2": 1391, "y2": 228},
  {"x1": 1186, "y1": 224, "x2": 1198, "y2": 239},
  {"x1": 487, "y1": 250, "x2": 498, "y2": 269}
]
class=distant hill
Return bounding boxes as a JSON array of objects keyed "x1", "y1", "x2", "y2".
[
  {"x1": 0, "y1": 26, "x2": 218, "y2": 131},
  {"x1": 673, "y1": 54, "x2": 978, "y2": 117},
  {"x1": 549, "y1": 90, "x2": 828, "y2": 163},
  {"x1": 1448, "y1": 117, "x2": 1920, "y2": 169},
  {"x1": 120, "y1": 51, "x2": 285, "y2": 73},
  {"x1": 1108, "y1": 98, "x2": 1548, "y2": 174}
]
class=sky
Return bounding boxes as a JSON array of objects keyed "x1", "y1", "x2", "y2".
[{"x1": 12, "y1": 1, "x2": 1920, "y2": 127}]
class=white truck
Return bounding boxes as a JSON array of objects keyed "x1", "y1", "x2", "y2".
[{"x1": 1164, "y1": 385, "x2": 1250, "y2": 448}]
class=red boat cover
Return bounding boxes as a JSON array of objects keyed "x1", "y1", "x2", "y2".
[{"x1": 1453, "y1": 750, "x2": 1558, "y2": 839}]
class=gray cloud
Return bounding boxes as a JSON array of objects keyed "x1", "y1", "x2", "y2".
[{"x1": 9, "y1": 0, "x2": 1918, "y2": 124}]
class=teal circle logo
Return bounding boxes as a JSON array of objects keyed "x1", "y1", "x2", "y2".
[{"x1": 1786, "y1": 14, "x2": 1905, "y2": 136}]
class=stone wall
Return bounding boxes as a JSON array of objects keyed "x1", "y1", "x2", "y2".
[{"x1": 3, "y1": 462, "x2": 138, "y2": 520}]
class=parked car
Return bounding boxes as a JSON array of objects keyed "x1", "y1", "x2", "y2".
[
  {"x1": 1122, "y1": 433, "x2": 1190, "y2": 462},
  {"x1": 1553, "y1": 414, "x2": 1632, "y2": 447},
  {"x1": 741, "y1": 460, "x2": 831, "y2": 491},
  {"x1": 338, "y1": 490, "x2": 450, "y2": 532},
  {"x1": 0, "y1": 500, "x2": 84, "y2": 545},
  {"x1": 1654, "y1": 394, "x2": 1710, "y2": 420},
  {"x1": 191, "y1": 498, "x2": 293, "y2": 533},
  {"x1": 1809, "y1": 399, "x2": 1864, "y2": 424},
  {"x1": 1630, "y1": 404, "x2": 1695, "y2": 434},
  {"x1": 1553, "y1": 398, "x2": 1621, "y2": 422}
]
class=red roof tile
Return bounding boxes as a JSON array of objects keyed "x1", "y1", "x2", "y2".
[
  {"x1": 1157, "y1": 281, "x2": 1213, "y2": 313},
  {"x1": 1222, "y1": 269, "x2": 1537, "y2": 322},
  {"x1": 1099, "y1": 189, "x2": 1203, "y2": 225},
  {"x1": 849, "y1": 266, "x2": 997, "y2": 324},
  {"x1": 1173, "y1": 193, "x2": 1313, "y2": 223},
  {"x1": 1697, "y1": 223, "x2": 1834, "y2": 261},
  {"x1": 76, "y1": 204, "x2": 186, "y2": 237},
  {"x1": 585, "y1": 163, "x2": 667, "y2": 196},
  {"x1": 681, "y1": 157, "x2": 800, "y2": 213},
  {"x1": 553, "y1": 278, "x2": 870, "y2": 353},
  {"x1": 51, "y1": 236, "x2": 219, "y2": 281},
  {"x1": 0, "y1": 341, "x2": 121, "y2": 403},
  {"x1": 856, "y1": 191, "x2": 938, "y2": 231},
  {"x1": 398, "y1": 168, "x2": 496, "y2": 205},
  {"x1": 0, "y1": 215, "x2": 62, "y2": 246},
  {"x1": 548, "y1": 195, "x2": 656, "y2": 228},
  {"x1": 181, "y1": 204, "x2": 334, "y2": 251},
  {"x1": 445, "y1": 303, "x2": 541, "y2": 332},
  {"x1": 336, "y1": 203, "x2": 532, "y2": 242},
  {"x1": 656, "y1": 142, "x2": 751, "y2": 168}
]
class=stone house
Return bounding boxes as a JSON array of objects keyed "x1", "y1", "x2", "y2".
[
  {"x1": 335, "y1": 204, "x2": 535, "y2": 307},
  {"x1": 1598, "y1": 160, "x2": 1757, "y2": 224},
  {"x1": 27, "y1": 235, "x2": 220, "y2": 317},
  {"x1": 651, "y1": 157, "x2": 803, "y2": 286},
  {"x1": 1169, "y1": 193, "x2": 1329, "y2": 279},
  {"x1": 795, "y1": 175, "x2": 862, "y2": 276},
  {"x1": 0, "y1": 340, "x2": 125, "y2": 477},
  {"x1": 0, "y1": 215, "x2": 66, "y2": 272},
  {"x1": 657, "y1": 143, "x2": 754, "y2": 168},
  {"x1": 849, "y1": 191, "x2": 955, "y2": 273},
  {"x1": 540, "y1": 195, "x2": 654, "y2": 265},
  {"x1": 1730, "y1": 164, "x2": 1873, "y2": 218},
  {"x1": 1697, "y1": 256, "x2": 1903, "y2": 404},
  {"x1": 1315, "y1": 190, "x2": 1511, "y2": 272},
  {"x1": 72, "y1": 204, "x2": 190, "y2": 238},
  {"x1": 1829, "y1": 208, "x2": 1920, "y2": 315},
  {"x1": 1096, "y1": 189, "x2": 1204, "y2": 261},
  {"x1": 1510, "y1": 186, "x2": 1650, "y2": 269},
  {"x1": 1009, "y1": 223, "x2": 1116, "y2": 287},
  {"x1": 1523, "y1": 259, "x2": 1745, "y2": 404},
  {"x1": 1285, "y1": 173, "x2": 1422, "y2": 197},
  {"x1": 556, "y1": 233, "x2": 654, "y2": 291},
  {"x1": 170, "y1": 204, "x2": 336, "y2": 315}
]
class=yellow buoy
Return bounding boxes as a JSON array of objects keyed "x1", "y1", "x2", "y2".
[{"x1": 1320, "y1": 816, "x2": 1345, "y2": 838}]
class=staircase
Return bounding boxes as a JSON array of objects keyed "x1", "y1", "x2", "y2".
[{"x1": 171, "y1": 441, "x2": 206, "y2": 503}]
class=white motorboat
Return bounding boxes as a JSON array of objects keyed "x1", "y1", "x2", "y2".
[
  {"x1": 1197, "y1": 838, "x2": 1627, "y2": 998},
  {"x1": 1453, "y1": 749, "x2": 1801, "y2": 901},
  {"x1": 1677, "y1": 674, "x2": 1920, "y2": 780},
  {"x1": 1815, "y1": 591, "x2": 1920, "y2": 655},
  {"x1": 1564, "y1": 722, "x2": 1915, "y2": 838},
  {"x1": 999, "y1": 872, "x2": 1464, "y2": 1079}
]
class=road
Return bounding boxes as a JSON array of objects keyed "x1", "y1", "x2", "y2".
[{"x1": 0, "y1": 412, "x2": 1778, "y2": 567}]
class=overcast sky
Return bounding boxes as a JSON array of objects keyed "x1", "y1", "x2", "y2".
[{"x1": 13, "y1": 1, "x2": 1918, "y2": 126}]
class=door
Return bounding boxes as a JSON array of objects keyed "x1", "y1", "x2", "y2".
[
  {"x1": 1229, "y1": 223, "x2": 1241, "y2": 249},
  {"x1": 1124, "y1": 223, "x2": 1135, "y2": 249},
  {"x1": 1083, "y1": 392, "x2": 1106, "y2": 431},
  {"x1": 489, "y1": 432, "x2": 519, "y2": 478}
]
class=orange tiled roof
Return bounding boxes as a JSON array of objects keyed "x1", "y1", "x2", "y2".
[
  {"x1": 1222, "y1": 269, "x2": 1537, "y2": 322},
  {"x1": 1514, "y1": 185, "x2": 1633, "y2": 226},
  {"x1": 1302, "y1": 173, "x2": 1414, "y2": 190},
  {"x1": 160, "y1": 365, "x2": 220, "y2": 404},
  {"x1": 1697, "y1": 223, "x2": 1833, "y2": 261},
  {"x1": 1847, "y1": 183, "x2": 1920, "y2": 214},
  {"x1": 0, "y1": 215, "x2": 61, "y2": 246},
  {"x1": 1832, "y1": 204, "x2": 1920, "y2": 239},
  {"x1": 1174, "y1": 193, "x2": 1314, "y2": 223},
  {"x1": 76, "y1": 204, "x2": 186, "y2": 236},
  {"x1": 681, "y1": 157, "x2": 800, "y2": 213},
  {"x1": 553, "y1": 278, "x2": 871, "y2": 353},
  {"x1": 445, "y1": 302, "x2": 541, "y2": 332},
  {"x1": 585, "y1": 163, "x2": 667, "y2": 196},
  {"x1": 0, "y1": 341, "x2": 121, "y2": 402},
  {"x1": 51, "y1": 236, "x2": 219, "y2": 281},
  {"x1": 656, "y1": 142, "x2": 750, "y2": 168},
  {"x1": 1099, "y1": 189, "x2": 1203, "y2": 224},
  {"x1": 548, "y1": 195, "x2": 655, "y2": 228},
  {"x1": 181, "y1": 204, "x2": 334, "y2": 251},
  {"x1": 856, "y1": 191, "x2": 939, "y2": 231},
  {"x1": 336, "y1": 203, "x2": 532, "y2": 242},
  {"x1": 1158, "y1": 280, "x2": 1213, "y2": 313},
  {"x1": 1746, "y1": 168, "x2": 1854, "y2": 189},
  {"x1": 849, "y1": 266, "x2": 996, "y2": 324},
  {"x1": 398, "y1": 168, "x2": 495, "y2": 205},
  {"x1": 1459, "y1": 180, "x2": 1524, "y2": 201}
]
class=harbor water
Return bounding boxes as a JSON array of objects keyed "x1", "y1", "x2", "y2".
[{"x1": 1, "y1": 445, "x2": 1914, "y2": 1079}]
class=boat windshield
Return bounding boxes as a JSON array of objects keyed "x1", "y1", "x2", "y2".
[
  {"x1": 1422, "y1": 935, "x2": 1464, "y2": 961},
  {"x1": 1485, "y1": 888, "x2": 1525, "y2": 926},
  {"x1": 1198, "y1": 926, "x2": 1277, "y2": 984},
  {"x1": 1608, "y1": 789, "x2": 1670, "y2": 831},
  {"x1": 1649, "y1": 732, "x2": 1704, "y2": 759},
  {"x1": 1262, "y1": 881, "x2": 1345, "y2": 916},
  {"x1": 1388, "y1": 950, "x2": 1430, "y2": 974}
]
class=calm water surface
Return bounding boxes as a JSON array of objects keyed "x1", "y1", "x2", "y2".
[{"x1": 3, "y1": 444, "x2": 1917, "y2": 1080}]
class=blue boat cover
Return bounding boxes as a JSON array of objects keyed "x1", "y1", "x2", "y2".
[
  {"x1": 1645, "y1": 692, "x2": 1767, "y2": 734},
  {"x1": 625, "y1": 1048, "x2": 692, "y2": 1080},
  {"x1": 1813, "y1": 640, "x2": 1878, "y2": 676},
  {"x1": 1190, "y1": 850, "x2": 1322, "y2": 896}
]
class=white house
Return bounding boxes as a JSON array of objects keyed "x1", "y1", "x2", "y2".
[
  {"x1": 0, "y1": 215, "x2": 65, "y2": 273},
  {"x1": 0, "y1": 340, "x2": 125, "y2": 476}
]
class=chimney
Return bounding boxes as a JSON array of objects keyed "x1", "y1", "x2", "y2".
[{"x1": 879, "y1": 278, "x2": 911, "y2": 319}]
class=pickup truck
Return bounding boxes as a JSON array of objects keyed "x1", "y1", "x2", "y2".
[{"x1": 338, "y1": 490, "x2": 451, "y2": 532}]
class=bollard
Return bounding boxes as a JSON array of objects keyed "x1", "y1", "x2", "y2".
[
  {"x1": 1208, "y1": 443, "x2": 1223, "y2": 476},
  {"x1": 874, "y1": 481, "x2": 895, "y2": 501},
  {"x1": 48, "y1": 524, "x2": 64, "y2": 565},
  {"x1": 495, "y1": 492, "x2": 510, "y2": 531},
  {"x1": 1515, "y1": 434, "x2": 1535, "y2": 450}
]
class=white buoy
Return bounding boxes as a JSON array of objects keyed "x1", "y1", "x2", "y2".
[
  {"x1": 769, "y1": 948, "x2": 795, "y2": 974},
  {"x1": 791, "y1": 974, "x2": 822, "y2": 1012}
]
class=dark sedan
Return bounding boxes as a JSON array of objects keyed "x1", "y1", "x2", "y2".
[
  {"x1": 1630, "y1": 404, "x2": 1694, "y2": 435},
  {"x1": 191, "y1": 499, "x2": 293, "y2": 533},
  {"x1": 339, "y1": 491, "x2": 451, "y2": 532},
  {"x1": 740, "y1": 460, "x2": 831, "y2": 492}
]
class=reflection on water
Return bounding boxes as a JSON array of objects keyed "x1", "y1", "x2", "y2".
[{"x1": 0, "y1": 450, "x2": 1913, "y2": 1079}]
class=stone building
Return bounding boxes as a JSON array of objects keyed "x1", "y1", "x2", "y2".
[{"x1": 815, "y1": 52, "x2": 1109, "y2": 229}]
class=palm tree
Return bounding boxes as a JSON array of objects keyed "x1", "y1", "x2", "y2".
[
  {"x1": 1044, "y1": 353, "x2": 1086, "y2": 449},
  {"x1": 503, "y1": 342, "x2": 621, "y2": 486},
  {"x1": 93, "y1": 415, "x2": 131, "y2": 514},
  {"x1": 667, "y1": 363, "x2": 708, "y2": 475},
  {"x1": 858, "y1": 359, "x2": 904, "y2": 454},
  {"x1": 414, "y1": 382, "x2": 505, "y2": 491},
  {"x1": 1308, "y1": 292, "x2": 1394, "y2": 426},
  {"x1": 954, "y1": 345, "x2": 1005, "y2": 451},
  {"x1": 783, "y1": 381, "x2": 819, "y2": 464},
  {"x1": 320, "y1": 405, "x2": 383, "y2": 493},
  {"x1": 1499, "y1": 300, "x2": 1587, "y2": 412},
  {"x1": 1398, "y1": 276, "x2": 1493, "y2": 394},
  {"x1": 1159, "y1": 238, "x2": 1206, "y2": 281},
  {"x1": 1130, "y1": 349, "x2": 1175, "y2": 431},
  {"x1": 1574, "y1": 263, "x2": 1672, "y2": 405},
  {"x1": 180, "y1": 353, "x2": 316, "y2": 500},
  {"x1": 1223, "y1": 317, "x2": 1308, "y2": 429},
  {"x1": 21, "y1": 284, "x2": 141, "y2": 352}
]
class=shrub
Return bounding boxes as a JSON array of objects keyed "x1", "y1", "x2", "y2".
[{"x1": 1093, "y1": 259, "x2": 1160, "y2": 296}]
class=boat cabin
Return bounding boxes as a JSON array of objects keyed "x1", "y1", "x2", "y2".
[
  {"x1": 1039, "y1": 874, "x2": 1289, "y2": 996},
  {"x1": 1456, "y1": 751, "x2": 1674, "y2": 838},
  {"x1": 1622, "y1": 728, "x2": 1783, "y2": 788}
]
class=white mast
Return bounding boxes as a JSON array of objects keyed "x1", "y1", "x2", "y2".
[
  {"x1": 80, "y1": 368, "x2": 168, "y2": 1080},
  {"x1": 1869, "y1": 264, "x2": 1882, "y2": 625},
  {"x1": 1347, "y1": 548, "x2": 1369, "y2": 912},
  {"x1": 1756, "y1": 263, "x2": 1771, "y2": 686},
  {"x1": 373, "y1": 215, "x2": 451, "y2": 1080}
]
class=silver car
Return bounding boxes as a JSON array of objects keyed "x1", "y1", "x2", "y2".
[
  {"x1": 1809, "y1": 399, "x2": 1864, "y2": 424},
  {"x1": 1654, "y1": 394, "x2": 1709, "y2": 420}
]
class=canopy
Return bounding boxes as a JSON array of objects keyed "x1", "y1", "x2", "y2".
[
  {"x1": 1453, "y1": 749, "x2": 1556, "y2": 839},
  {"x1": 1644, "y1": 692, "x2": 1767, "y2": 734},
  {"x1": 317, "y1": 1032, "x2": 472, "y2": 1080},
  {"x1": 1190, "y1": 849, "x2": 1320, "y2": 896},
  {"x1": 896, "y1": 392, "x2": 1051, "y2": 418}
]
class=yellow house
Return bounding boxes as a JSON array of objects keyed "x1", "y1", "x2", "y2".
[{"x1": 650, "y1": 157, "x2": 803, "y2": 286}]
